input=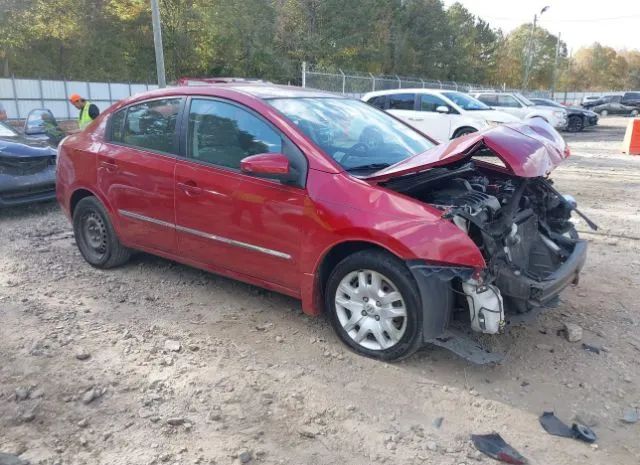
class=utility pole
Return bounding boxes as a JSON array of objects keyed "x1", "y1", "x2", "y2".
[
  {"x1": 522, "y1": 5, "x2": 550, "y2": 90},
  {"x1": 150, "y1": 0, "x2": 166, "y2": 88},
  {"x1": 551, "y1": 32, "x2": 561, "y2": 99}
]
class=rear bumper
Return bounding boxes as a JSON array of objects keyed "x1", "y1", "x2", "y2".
[
  {"x1": 495, "y1": 240, "x2": 588, "y2": 310},
  {"x1": 0, "y1": 166, "x2": 56, "y2": 207}
]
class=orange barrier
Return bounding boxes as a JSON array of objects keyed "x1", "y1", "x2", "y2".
[{"x1": 622, "y1": 118, "x2": 640, "y2": 155}]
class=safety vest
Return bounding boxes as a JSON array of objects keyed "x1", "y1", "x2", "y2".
[{"x1": 78, "y1": 101, "x2": 94, "y2": 130}]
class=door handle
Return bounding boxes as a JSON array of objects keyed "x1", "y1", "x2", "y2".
[
  {"x1": 99, "y1": 159, "x2": 118, "y2": 173},
  {"x1": 408, "y1": 117, "x2": 425, "y2": 121},
  {"x1": 177, "y1": 181, "x2": 203, "y2": 196}
]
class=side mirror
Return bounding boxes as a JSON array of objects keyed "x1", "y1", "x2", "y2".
[
  {"x1": 436, "y1": 105, "x2": 450, "y2": 114},
  {"x1": 240, "y1": 153, "x2": 294, "y2": 182}
]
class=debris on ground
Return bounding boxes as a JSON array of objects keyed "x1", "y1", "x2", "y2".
[
  {"x1": 621, "y1": 408, "x2": 639, "y2": 424},
  {"x1": 539, "y1": 412, "x2": 597, "y2": 443},
  {"x1": 582, "y1": 343, "x2": 601, "y2": 354},
  {"x1": 470, "y1": 433, "x2": 528, "y2": 464},
  {"x1": 0, "y1": 452, "x2": 28, "y2": 465},
  {"x1": 562, "y1": 323, "x2": 583, "y2": 342},
  {"x1": 163, "y1": 339, "x2": 181, "y2": 352}
]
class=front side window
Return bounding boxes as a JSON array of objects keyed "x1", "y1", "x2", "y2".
[
  {"x1": 187, "y1": 99, "x2": 282, "y2": 169},
  {"x1": 388, "y1": 93, "x2": 415, "y2": 110},
  {"x1": 267, "y1": 97, "x2": 434, "y2": 172},
  {"x1": 419, "y1": 94, "x2": 449, "y2": 112},
  {"x1": 477, "y1": 94, "x2": 497, "y2": 106},
  {"x1": 442, "y1": 92, "x2": 490, "y2": 111},
  {"x1": 121, "y1": 98, "x2": 181, "y2": 154},
  {"x1": 498, "y1": 95, "x2": 521, "y2": 108}
]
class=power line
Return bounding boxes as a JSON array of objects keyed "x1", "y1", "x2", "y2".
[{"x1": 482, "y1": 13, "x2": 640, "y2": 23}]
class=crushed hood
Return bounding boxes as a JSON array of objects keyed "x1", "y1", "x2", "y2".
[{"x1": 366, "y1": 118, "x2": 569, "y2": 181}]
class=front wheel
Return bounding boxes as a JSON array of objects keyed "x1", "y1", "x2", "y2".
[
  {"x1": 73, "y1": 196, "x2": 131, "y2": 269},
  {"x1": 631, "y1": 109, "x2": 639, "y2": 117},
  {"x1": 600, "y1": 109, "x2": 608, "y2": 117},
  {"x1": 567, "y1": 115, "x2": 584, "y2": 132},
  {"x1": 325, "y1": 250, "x2": 423, "y2": 361}
]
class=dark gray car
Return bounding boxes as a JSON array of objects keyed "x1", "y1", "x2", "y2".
[{"x1": 0, "y1": 110, "x2": 62, "y2": 207}]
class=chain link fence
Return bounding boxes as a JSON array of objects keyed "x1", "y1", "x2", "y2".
[{"x1": 301, "y1": 62, "x2": 624, "y2": 106}]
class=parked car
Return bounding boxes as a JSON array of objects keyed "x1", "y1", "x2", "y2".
[
  {"x1": 621, "y1": 91, "x2": 640, "y2": 108},
  {"x1": 56, "y1": 84, "x2": 589, "y2": 363},
  {"x1": 591, "y1": 94, "x2": 640, "y2": 116},
  {"x1": 472, "y1": 92, "x2": 568, "y2": 129},
  {"x1": 361, "y1": 89, "x2": 520, "y2": 142},
  {"x1": 529, "y1": 97, "x2": 598, "y2": 132},
  {"x1": 581, "y1": 95, "x2": 601, "y2": 106},
  {"x1": 0, "y1": 117, "x2": 58, "y2": 207}
]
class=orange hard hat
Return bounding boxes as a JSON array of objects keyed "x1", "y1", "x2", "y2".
[{"x1": 69, "y1": 93, "x2": 82, "y2": 103}]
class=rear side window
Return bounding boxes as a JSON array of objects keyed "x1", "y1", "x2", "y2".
[
  {"x1": 388, "y1": 93, "x2": 415, "y2": 110},
  {"x1": 187, "y1": 99, "x2": 282, "y2": 170},
  {"x1": 109, "y1": 109, "x2": 126, "y2": 142},
  {"x1": 419, "y1": 94, "x2": 448, "y2": 112},
  {"x1": 366, "y1": 95, "x2": 386, "y2": 109},
  {"x1": 121, "y1": 98, "x2": 182, "y2": 154},
  {"x1": 623, "y1": 92, "x2": 640, "y2": 100}
]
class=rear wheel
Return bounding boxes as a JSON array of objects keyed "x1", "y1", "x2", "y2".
[
  {"x1": 325, "y1": 250, "x2": 423, "y2": 361},
  {"x1": 567, "y1": 115, "x2": 584, "y2": 132},
  {"x1": 73, "y1": 197, "x2": 131, "y2": 269},
  {"x1": 631, "y1": 109, "x2": 639, "y2": 117},
  {"x1": 452, "y1": 127, "x2": 477, "y2": 139}
]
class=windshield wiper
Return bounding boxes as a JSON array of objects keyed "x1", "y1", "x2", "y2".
[{"x1": 346, "y1": 163, "x2": 391, "y2": 172}]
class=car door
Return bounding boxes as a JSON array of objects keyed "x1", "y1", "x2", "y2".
[
  {"x1": 98, "y1": 97, "x2": 183, "y2": 253},
  {"x1": 384, "y1": 93, "x2": 424, "y2": 130},
  {"x1": 497, "y1": 94, "x2": 525, "y2": 118},
  {"x1": 174, "y1": 97, "x2": 308, "y2": 291},
  {"x1": 415, "y1": 93, "x2": 455, "y2": 140}
]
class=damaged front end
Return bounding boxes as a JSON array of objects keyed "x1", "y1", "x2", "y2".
[{"x1": 376, "y1": 121, "x2": 594, "y2": 362}]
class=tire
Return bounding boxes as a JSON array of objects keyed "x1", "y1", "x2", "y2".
[
  {"x1": 325, "y1": 249, "x2": 423, "y2": 361},
  {"x1": 599, "y1": 109, "x2": 608, "y2": 117},
  {"x1": 631, "y1": 109, "x2": 639, "y2": 117},
  {"x1": 73, "y1": 196, "x2": 131, "y2": 269},
  {"x1": 452, "y1": 127, "x2": 477, "y2": 139},
  {"x1": 567, "y1": 115, "x2": 584, "y2": 132}
]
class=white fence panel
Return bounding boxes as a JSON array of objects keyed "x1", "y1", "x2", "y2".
[
  {"x1": 41, "y1": 80, "x2": 66, "y2": 99},
  {"x1": 110, "y1": 83, "x2": 131, "y2": 100},
  {"x1": 89, "y1": 82, "x2": 111, "y2": 100}
]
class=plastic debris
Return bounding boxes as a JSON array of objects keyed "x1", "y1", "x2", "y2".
[
  {"x1": 581, "y1": 343, "x2": 601, "y2": 354},
  {"x1": 539, "y1": 411, "x2": 597, "y2": 443},
  {"x1": 621, "y1": 408, "x2": 639, "y2": 424},
  {"x1": 470, "y1": 433, "x2": 528, "y2": 464}
]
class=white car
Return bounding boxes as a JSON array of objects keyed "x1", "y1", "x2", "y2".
[
  {"x1": 581, "y1": 95, "x2": 601, "y2": 106},
  {"x1": 472, "y1": 92, "x2": 568, "y2": 130},
  {"x1": 361, "y1": 89, "x2": 520, "y2": 142}
]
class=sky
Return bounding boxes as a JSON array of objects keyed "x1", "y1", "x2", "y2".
[{"x1": 443, "y1": 0, "x2": 640, "y2": 53}]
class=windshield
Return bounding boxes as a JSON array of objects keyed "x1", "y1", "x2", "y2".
[
  {"x1": 267, "y1": 98, "x2": 435, "y2": 171},
  {"x1": 514, "y1": 93, "x2": 535, "y2": 107},
  {"x1": 0, "y1": 122, "x2": 18, "y2": 137},
  {"x1": 442, "y1": 91, "x2": 490, "y2": 111}
]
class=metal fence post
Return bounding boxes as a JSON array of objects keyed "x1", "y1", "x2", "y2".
[
  {"x1": 11, "y1": 74, "x2": 19, "y2": 119},
  {"x1": 301, "y1": 61, "x2": 306, "y2": 88},
  {"x1": 339, "y1": 69, "x2": 346, "y2": 94},
  {"x1": 419, "y1": 78, "x2": 425, "y2": 88},
  {"x1": 395, "y1": 75, "x2": 401, "y2": 89},
  {"x1": 38, "y1": 78, "x2": 45, "y2": 109},
  {"x1": 128, "y1": 81, "x2": 132, "y2": 97},
  {"x1": 437, "y1": 80, "x2": 442, "y2": 89},
  {"x1": 369, "y1": 73, "x2": 375, "y2": 91},
  {"x1": 107, "y1": 80, "x2": 113, "y2": 106},
  {"x1": 87, "y1": 80, "x2": 92, "y2": 101},
  {"x1": 453, "y1": 81, "x2": 458, "y2": 91},
  {"x1": 63, "y1": 78, "x2": 70, "y2": 119}
]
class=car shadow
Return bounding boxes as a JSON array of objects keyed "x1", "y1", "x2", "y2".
[{"x1": 0, "y1": 200, "x2": 59, "y2": 220}]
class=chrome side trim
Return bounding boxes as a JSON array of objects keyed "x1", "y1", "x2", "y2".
[
  {"x1": 176, "y1": 224, "x2": 292, "y2": 260},
  {"x1": 118, "y1": 209, "x2": 292, "y2": 260},
  {"x1": 118, "y1": 209, "x2": 174, "y2": 229}
]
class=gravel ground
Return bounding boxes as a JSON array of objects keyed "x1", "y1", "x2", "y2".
[{"x1": 1, "y1": 117, "x2": 639, "y2": 465}]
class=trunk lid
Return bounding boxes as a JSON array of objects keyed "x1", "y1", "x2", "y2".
[{"x1": 366, "y1": 118, "x2": 569, "y2": 181}]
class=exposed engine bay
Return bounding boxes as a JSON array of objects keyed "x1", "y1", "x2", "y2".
[{"x1": 382, "y1": 154, "x2": 591, "y2": 336}]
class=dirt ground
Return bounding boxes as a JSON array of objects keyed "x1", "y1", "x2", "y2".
[{"x1": 1, "y1": 117, "x2": 639, "y2": 465}]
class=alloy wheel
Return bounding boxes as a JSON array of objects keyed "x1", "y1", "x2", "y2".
[{"x1": 334, "y1": 269, "x2": 407, "y2": 351}]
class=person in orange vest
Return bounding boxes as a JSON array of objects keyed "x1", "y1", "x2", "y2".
[{"x1": 69, "y1": 94, "x2": 99, "y2": 130}]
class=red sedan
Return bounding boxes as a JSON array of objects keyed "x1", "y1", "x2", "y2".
[{"x1": 56, "y1": 83, "x2": 589, "y2": 362}]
